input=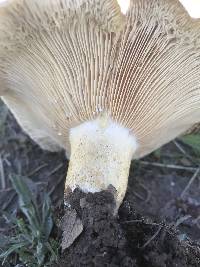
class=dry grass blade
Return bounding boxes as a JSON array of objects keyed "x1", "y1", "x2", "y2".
[
  {"x1": 27, "y1": 163, "x2": 48, "y2": 177},
  {"x1": 140, "y1": 225, "x2": 162, "y2": 249},
  {"x1": 174, "y1": 215, "x2": 192, "y2": 227},
  {"x1": 0, "y1": 155, "x2": 5, "y2": 190},
  {"x1": 140, "y1": 161, "x2": 198, "y2": 172},
  {"x1": 180, "y1": 168, "x2": 200, "y2": 198},
  {"x1": 173, "y1": 140, "x2": 187, "y2": 155}
]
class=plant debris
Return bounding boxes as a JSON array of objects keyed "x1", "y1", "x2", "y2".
[
  {"x1": 61, "y1": 209, "x2": 83, "y2": 250},
  {"x1": 51, "y1": 189, "x2": 200, "y2": 267}
]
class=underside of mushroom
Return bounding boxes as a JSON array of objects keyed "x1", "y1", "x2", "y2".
[{"x1": 1, "y1": 0, "x2": 200, "y2": 206}]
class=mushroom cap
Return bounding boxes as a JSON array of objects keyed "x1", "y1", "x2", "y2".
[{"x1": 1, "y1": 0, "x2": 200, "y2": 158}]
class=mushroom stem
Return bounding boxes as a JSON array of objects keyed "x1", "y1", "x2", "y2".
[{"x1": 64, "y1": 114, "x2": 138, "y2": 206}]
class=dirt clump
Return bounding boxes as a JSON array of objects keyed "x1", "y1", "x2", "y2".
[{"x1": 52, "y1": 188, "x2": 200, "y2": 267}]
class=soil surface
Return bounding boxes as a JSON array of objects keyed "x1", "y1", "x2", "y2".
[
  {"x1": 0, "y1": 101, "x2": 200, "y2": 267},
  {"x1": 51, "y1": 189, "x2": 200, "y2": 267}
]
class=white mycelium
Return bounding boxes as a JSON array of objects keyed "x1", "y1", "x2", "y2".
[{"x1": 67, "y1": 115, "x2": 137, "y2": 203}]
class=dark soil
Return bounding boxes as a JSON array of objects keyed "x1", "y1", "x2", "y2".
[
  {"x1": 0, "y1": 101, "x2": 200, "y2": 266},
  {"x1": 50, "y1": 188, "x2": 200, "y2": 267}
]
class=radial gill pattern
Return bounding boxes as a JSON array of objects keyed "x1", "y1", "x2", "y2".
[{"x1": 0, "y1": 0, "x2": 200, "y2": 158}]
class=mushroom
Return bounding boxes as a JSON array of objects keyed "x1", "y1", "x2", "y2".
[{"x1": 1, "y1": 0, "x2": 200, "y2": 223}]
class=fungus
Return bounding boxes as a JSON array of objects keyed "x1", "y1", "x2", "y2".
[{"x1": 1, "y1": 0, "x2": 200, "y2": 245}]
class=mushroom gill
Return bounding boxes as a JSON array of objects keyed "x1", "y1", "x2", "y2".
[{"x1": 1, "y1": 0, "x2": 200, "y2": 208}]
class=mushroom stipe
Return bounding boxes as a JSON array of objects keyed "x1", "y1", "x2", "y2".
[{"x1": 1, "y1": 0, "x2": 200, "y2": 252}]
